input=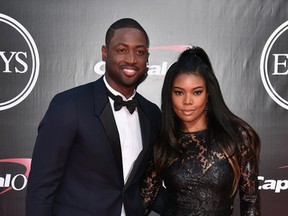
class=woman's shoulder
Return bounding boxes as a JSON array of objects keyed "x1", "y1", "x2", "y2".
[{"x1": 236, "y1": 126, "x2": 260, "y2": 162}]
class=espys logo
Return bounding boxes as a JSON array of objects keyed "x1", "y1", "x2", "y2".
[
  {"x1": 0, "y1": 13, "x2": 40, "y2": 111},
  {"x1": 260, "y1": 20, "x2": 288, "y2": 110},
  {"x1": 94, "y1": 45, "x2": 191, "y2": 75},
  {"x1": 0, "y1": 158, "x2": 31, "y2": 195}
]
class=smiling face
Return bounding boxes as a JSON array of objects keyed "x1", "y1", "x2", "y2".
[
  {"x1": 172, "y1": 73, "x2": 208, "y2": 132},
  {"x1": 102, "y1": 27, "x2": 149, "y2": 98}
]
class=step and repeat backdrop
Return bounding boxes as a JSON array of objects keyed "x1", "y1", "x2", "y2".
[{"x1": 0, "y1": 0, "x2": 288, "y2": 215}]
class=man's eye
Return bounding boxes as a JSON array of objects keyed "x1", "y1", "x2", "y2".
[
  {"x1": 117, "y1": 49, "x2": 126, "y2": 53},
  {"x1": 136, "y1": 50, "x2": 146, "y2": 55}
]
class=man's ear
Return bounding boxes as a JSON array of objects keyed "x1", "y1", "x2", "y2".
[{"x1": 101, "y1": 45, "x2": 107, "y2": 61}]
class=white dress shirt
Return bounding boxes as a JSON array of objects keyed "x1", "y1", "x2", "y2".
[{"x1": 104, "y1": 77, "x2": 143, "y2": 216}]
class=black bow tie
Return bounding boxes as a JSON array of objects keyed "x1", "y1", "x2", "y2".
[{"x1": 106, "y1": 89, "x2": 138, "y2": 114}]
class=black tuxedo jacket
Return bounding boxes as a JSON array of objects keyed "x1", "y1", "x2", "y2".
[{"x1": 26, "y1": 77, "x2": 161, "y2": 216}]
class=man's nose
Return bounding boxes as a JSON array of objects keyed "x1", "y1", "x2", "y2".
[{"x1": 124, "y1": 51, "x2": 136, "y2": 64}]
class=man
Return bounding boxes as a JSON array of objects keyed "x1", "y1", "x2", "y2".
[{"x1": 26, "y1": 18, "x2": 161, "y2": 216}]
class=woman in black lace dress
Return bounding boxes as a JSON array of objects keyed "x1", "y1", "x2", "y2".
[{"x1": 141, "y1": 46, "x2": 260, "y2": 216}]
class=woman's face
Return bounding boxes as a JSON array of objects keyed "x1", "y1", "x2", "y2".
[{"x1": 171, "y1": 73, "x2": 208, "y2": 132}]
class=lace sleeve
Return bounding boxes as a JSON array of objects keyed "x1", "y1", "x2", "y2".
[
  {"x1": 141, "y1": 158, "x2": 162, "y2": 216},
  {"x1": 239, "y1": 131, "x2": 260, "y2": 216}
]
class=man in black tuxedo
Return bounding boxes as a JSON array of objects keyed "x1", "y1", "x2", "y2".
[{"x1": 26, "y1": 18, "x2": 161, "y2": 216}]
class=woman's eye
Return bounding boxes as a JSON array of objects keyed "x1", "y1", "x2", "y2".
[
  {"x1": 174, "y1": 90, "x2": 183, "y2": 95},
  {"x1": 194, "y1": 90, "x2": 203, "y2": 95}
]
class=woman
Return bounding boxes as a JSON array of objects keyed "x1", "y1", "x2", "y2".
[{"x1": 141, "y1": 46, "x2": 260, "y2": 216}]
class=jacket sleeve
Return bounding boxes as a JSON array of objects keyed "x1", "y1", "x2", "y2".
[{"x1": 26, "y1": 93, "x2": 78, "y2": 216}]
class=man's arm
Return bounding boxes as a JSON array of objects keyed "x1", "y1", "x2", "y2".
[{"x1": 26, "y1": 93, "x2": 77, "y2": 216}]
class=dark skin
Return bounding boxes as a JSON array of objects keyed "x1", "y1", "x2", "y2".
[{"x1": 102, "y1": 28, "x2": 149, "y2": 98}]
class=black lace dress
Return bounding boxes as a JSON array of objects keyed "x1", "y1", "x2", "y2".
[{"x1": 142, "y1": 130, "x2": 260, "y2": 216}]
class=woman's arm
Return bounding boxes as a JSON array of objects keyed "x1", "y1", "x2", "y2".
[
  {"x1": 141, "y1": 158, "x2": 162, "y2": 216},
  {"x1": 239, "y1": 131, "x2": 260, "y2": 216}
]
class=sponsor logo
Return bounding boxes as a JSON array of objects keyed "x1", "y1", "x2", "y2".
[
  {"x1": 0, "y1": 158, "x2": 31, "y2": 195},
  {"x1": 258, "y1": 176, "x2": 288, "y2": 193},
  {"x1": 258, "y1": 166, "x2": 288, "y2": 193},
  {"x1": 94, "y1": 45, "x2": 191, "y2": 75},
  {"x1": 260, "y1": 20, "x2": 288, "y2": 110},
  {"x1": 0, "y1": 13, "x2": 40, "y2": 111}
]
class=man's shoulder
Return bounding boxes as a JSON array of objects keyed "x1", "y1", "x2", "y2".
[
  {"x1": 48, "y1": 79, "x2": 103, "y2": 108},
  {"x1": 136, "y1": 93, "x2": 160, "y2": 115},
  {"x1": 55, "y1": 78, "x2": 103, "y2": 99}
]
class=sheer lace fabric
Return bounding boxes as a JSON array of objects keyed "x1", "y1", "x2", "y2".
[{"x1": 142, "y1": 130, "x2": 259, "y2": 216}]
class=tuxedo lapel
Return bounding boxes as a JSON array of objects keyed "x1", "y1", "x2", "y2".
[
  {"x1": 93, "y1": 77, "x2": 124, "y2": 178},
  {"x1": 93, "y1": 77, "x2": 153, "y2": 189},
  {"x1": 99, "y1": 103, "x2": 123, "y2": 173},
  {"x1": 124, "y1": 101, "x2": 150, "y2": 190}
]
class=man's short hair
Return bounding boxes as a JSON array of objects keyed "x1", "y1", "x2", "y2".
[{"x1": 105, "y1": 18, "x2": 149, "y2": 47}]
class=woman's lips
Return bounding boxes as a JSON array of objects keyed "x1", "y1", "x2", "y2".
[{"x1": 182, "y1": 110, "x2": 195, "y2": 115}]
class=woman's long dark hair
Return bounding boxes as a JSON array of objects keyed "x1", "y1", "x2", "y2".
[{"x1": 154, "y1": 46, "x2": 260, "y2": 195}]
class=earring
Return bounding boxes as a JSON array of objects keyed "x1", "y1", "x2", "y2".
[{"x1": 204, "y1": 104, "x2": 208, "y2": 116}]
